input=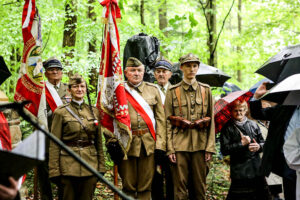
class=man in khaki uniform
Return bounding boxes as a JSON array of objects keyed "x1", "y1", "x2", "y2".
[
  {"x1": 165, "y1": 53, "x2": 215, "y2": 200},
  {"x1": 38, "y1": 57, "x2": 70, "y2": 200},
  {"x1": 152, "y1": 58, "x2": 174, "y2": 200},
  {"x1": 119, "y1": 57, "x2": 166, "y2": 200},
  {"x1": 49, "y1": 74, "x2": 105, "y2": 200}
]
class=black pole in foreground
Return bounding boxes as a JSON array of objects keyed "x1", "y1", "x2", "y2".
[{"x1": 0, "y1": 101, "x2": 134, "y2": 200}]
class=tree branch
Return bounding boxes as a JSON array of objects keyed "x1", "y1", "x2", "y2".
[
  {"x1": 211, "y1": 0, "x2": 235, "y2": 57},
  {"x1": 198, "y1": 0, "x2": 211, "y2": 33},
  {"x1": 2, "y1": 0, "x2": 19, "y2": 6}
]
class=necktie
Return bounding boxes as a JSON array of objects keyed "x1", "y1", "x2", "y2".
[
  {"x1": 161, "y1": 87, "x2": 165, "y2": 94},
  {"x1": 54, "y1": 85, "x2": 58, "y2": 91}
]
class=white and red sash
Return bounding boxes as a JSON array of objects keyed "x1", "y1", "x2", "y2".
[
  {"x1": 124, "y1": 83, "x2": 156, "y2": 140},
  {"x1": 45, "y1": 82, "x2": 63, "y2": 112}
]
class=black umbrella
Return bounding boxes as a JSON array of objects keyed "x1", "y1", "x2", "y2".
[
  {"x1": 0, "y1": 56, "x2": 11, "y2": 85},
  {"x1": 221, "y1": 82, "x2": 241, "y2": 97},
  {"x1": 256, "y1": 44, "x2": 300, "y2": 83},
  {"x1": 169, "y1": 62, "x2": 183, "y2": 85},
  {"x1": 196, "y1": 63, "x2": 231, "y2": 87},
  {"x1": 262, "y1": 74, "x2": 300, "y2": 105},
  {"x1": 169, "y1": 62, "x2": 231, "y2": 86}
]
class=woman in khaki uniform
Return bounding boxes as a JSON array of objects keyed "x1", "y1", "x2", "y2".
[{"x1": 49, "y1": 74, "x2": 105, "y2": 200}]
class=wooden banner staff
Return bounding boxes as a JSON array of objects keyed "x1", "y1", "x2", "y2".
[{"x1": 114, "y1": 164, "x2": 119, "y2": 200}]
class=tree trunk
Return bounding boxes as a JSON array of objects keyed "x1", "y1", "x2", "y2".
[
  {"x1": 207, "y1": 0, "x2": 217, "y2": 67},
  {"x1": 9, "y1": 47, "x2": 21, "y2": 93},
  {"x1": 62, "y1": 0, "x2": 77, "y2": 68},
  {"x1": 237, "y1": 0, "x2": 242, "y2": 82},
  {"x1": 140, "y1": 0, "x2": 145, "y2": 25},
  {"x1": 87, "y1": 0, "x2": 98, "y2": 93},
  {"x1": 158, "y1": 0, "x2": 167, "y2": 35},
  {"x1": 158, "y1": 0, "x2": 168, "y2": 55}
]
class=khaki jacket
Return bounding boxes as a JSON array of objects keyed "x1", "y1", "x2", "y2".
[
  {"x1": 49, "y1": 101, "x2": 105, "y2": 178},
  {"x1": 127, "y1": 81, "x2": 166, "y2": 157},
  {"x1": 165, "y1": 80, "x2": 215, "y2": 155}
]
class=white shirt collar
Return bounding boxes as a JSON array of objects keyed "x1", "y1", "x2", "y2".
[
  {"x1": 46, "y1": 81, "x2": 61, "y2": 89},
  {"x1": 72, "y1": 99, "x2": 84, "y2": 105},
  {"x1": 159, "y1": 82, "x2": 169, "y2": 91}
]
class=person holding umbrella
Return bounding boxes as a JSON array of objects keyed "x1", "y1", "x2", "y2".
[
  {"x1": 250, "y1": 82, "x2": 297, "y2": 200},
  {"x1": 220, "y1": 99, "x2": 270, "y2": 199}
]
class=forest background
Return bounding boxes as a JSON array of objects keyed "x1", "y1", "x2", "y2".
[{"x1": 1, "y1": 0, "x2": 300, "y2": 199}]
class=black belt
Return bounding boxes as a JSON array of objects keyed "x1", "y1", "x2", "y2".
[{"x1": 63, "y1": 140, "x2": 94, "y2": 147}]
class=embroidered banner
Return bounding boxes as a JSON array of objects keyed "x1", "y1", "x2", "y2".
[
  {"x1": 96, "y1": 0, "x2": 132, "y2": 154},
  {"x1": 14, "y1": 0, "x2": 46, "y2": 122}
]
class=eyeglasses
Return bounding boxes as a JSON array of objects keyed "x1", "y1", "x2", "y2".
[{"x1": 46, "y1": 68, "x2": 62, "y2": 72}]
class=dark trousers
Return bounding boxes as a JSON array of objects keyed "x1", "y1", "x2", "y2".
[
  {"x1": 283, "y1": 176, "x2": 296, "y2": 200},
  {"x1": 282, "y1": 164, "x2": 296, "y2": 200},
  {"x1": 37, "y1": 154, "x2": 53, "y2": 200},
  {"x1": 151, "y1": 158, "x2": 174, "y2": 200},
  {"x1": 58, "y1": 176, "x2": 97, "y2": 200}
]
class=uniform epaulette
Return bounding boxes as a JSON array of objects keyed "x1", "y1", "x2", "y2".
[
  {"x1": 57, "y1": 103, "x2": 70, "y2": 109},
  {"x1": 198, "y1": 82, "x2": 210, "y2": 88},
  {"x1": 169, "y1": 82, "x2": 181, "y2": 90},
  {"x1": 145, "y1": 82, "x2": 158, "y2": 88}
]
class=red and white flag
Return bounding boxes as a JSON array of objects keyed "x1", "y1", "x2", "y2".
[
  {"x1": 0, "y1": 112, "x2": 12, "y2": 150},
  {"x1": 96, "y1": 0, "x2": 132, "y2": 154},
  {"x1": 14, "y1": 0, "x2": 47, "y2": 126}
]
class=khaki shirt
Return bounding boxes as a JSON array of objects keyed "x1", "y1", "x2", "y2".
[
  {"x1": 127, "y1": 81, "x2": 166, "y2": 157},
  {"x1": 49, "y1": 101, "x2": 105, "y2": 178},
  {"x1": 165, "y1": 80, "x2": 215, "y2": 155}
]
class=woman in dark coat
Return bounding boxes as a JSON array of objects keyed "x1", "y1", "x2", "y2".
[{"x1": 220, "y1": 99, "x2": 270, "y2": 200}]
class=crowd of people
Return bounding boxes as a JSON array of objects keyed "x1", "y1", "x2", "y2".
[{"x1": 0, "y1": 52, "x2": 299, "y2": 200}]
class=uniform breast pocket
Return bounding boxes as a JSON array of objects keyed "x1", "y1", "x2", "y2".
[
  {"x1": 86, "y1": 116, "x2": 97, "y2": 135},
  {"x1": 145, "y1": 98, "x2": 157, "y2": 110},
  {"x1": 63, "y1": 117, "x2": 81, "y2": 136},
  {"x1": 196, "y1": 98, "x2": 208, "y2": 117},
  {"x1": 173, "y1": 98, "x2": 187, "y2": 117}
]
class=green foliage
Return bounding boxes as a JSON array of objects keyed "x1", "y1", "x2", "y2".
[{"x1": 2, "y1": 0, "x2": 300, "y2": 197}]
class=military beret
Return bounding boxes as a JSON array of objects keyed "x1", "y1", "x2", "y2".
[
  {"x1": 125, "y1": 57, "x2": 143, "y2": 68},
  {"x1": 179, "y1": 53, "x2": 200, "y2": 65},
  {"x1": 69, "y1": 73, "x2": 85, "y2": 86},
  {"x1": 154, "y1": 59, "x2": 173, "y2": 71},
  {"x1": 43, "y1": 57, "x2": 63, "y2": 70}
]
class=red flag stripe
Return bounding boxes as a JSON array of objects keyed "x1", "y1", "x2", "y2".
[
  {"x1": 45, "y1": 86, "x2": 57, "y2": 112},
  {"x1": 125, "y1": 91, "x2": 156, "y2": 140}
]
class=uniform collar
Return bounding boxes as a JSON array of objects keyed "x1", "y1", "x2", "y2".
[
  {"x1": 127, "y1": 81, "x2": 145, "y2": 93},
  {"x1": 182, "y1": 80, "x2": 198, "y2": 91},
  {"x1": 71, "y1": 99, "x2": 85, "y2": 109}
]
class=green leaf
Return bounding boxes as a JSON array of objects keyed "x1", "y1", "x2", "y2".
[{"x1": 189, "y1": 13, "x2": 198, "y2": 28}]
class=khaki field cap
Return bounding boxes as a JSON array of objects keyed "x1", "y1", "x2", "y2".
[
  {"x1": 69, "y1": 73, "x2": 85, "y2": 86},
  {"x1": 126, "y1": 57, "x2": 143, "y2": 68},
  {"x1": 179, "y1": 53, "x2": 200, "y2": 65}
]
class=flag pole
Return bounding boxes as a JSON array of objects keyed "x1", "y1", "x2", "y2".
[{"x1": 114, "y1": 164, "x2": 119, "y2": 200}]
